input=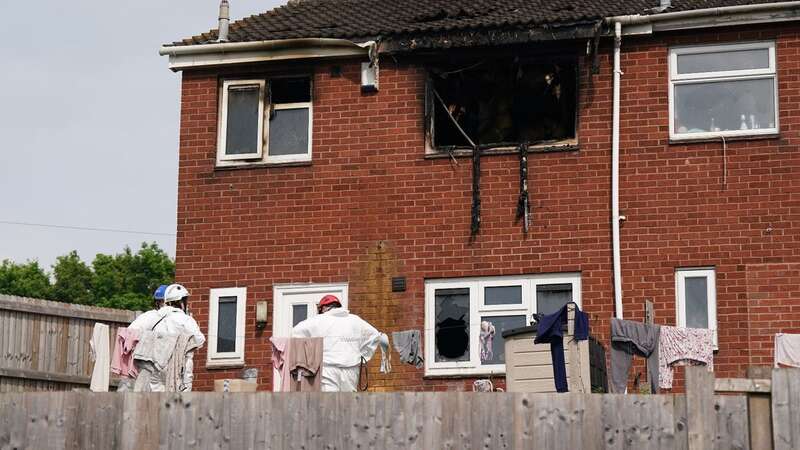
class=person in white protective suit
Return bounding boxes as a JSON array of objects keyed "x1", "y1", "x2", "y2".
[
  {"x1": 291, "y1": 295, "x2": 386, "y2": 392},
  {"x1": 128, "y1": 283, "x2": 205, "y2": 392}
]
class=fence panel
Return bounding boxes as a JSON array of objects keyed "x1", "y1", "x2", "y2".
[
  {"x1": 0, "y1": 294, "x2": 136, "y2": 392},
  {"x1": 772, "y1": 368, "x2": 800, "y2": 450},
  {"x1": 3, "y1": 370, "x2": 800, "y2": 449}
]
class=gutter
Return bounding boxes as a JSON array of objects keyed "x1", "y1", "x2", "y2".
[
  {"x1": 607, "y1": 1, "x2": 800, "y2": 35},
  {"x1": 158, "y1": 38, "x2": 372, "y2": 71},
  {"x1": 607, "y1": 1, "x2": 800, "y2": 25}
]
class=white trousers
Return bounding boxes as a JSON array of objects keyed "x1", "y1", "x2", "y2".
[{"x1": 321, "y1": 364, "x2": 359, "y2": 392}]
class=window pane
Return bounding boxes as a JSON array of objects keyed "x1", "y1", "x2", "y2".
[
  {"x1": 225, "y1": 86, "x2": 261, "y2": 155},
  {"x1": 536, "y1": 283, "x2": 572, "y2": 315},
  {"x1": 677, "y1": 48, "x2": 770, "y2": 74},
  {"x1": 217, "y1": 296, "x2": 238, "y2": 353},
  {"x1": 268, "y1": 108, "x2": 309, "y2": 156},
  {"x1": 674, "y1": 78, "x2": 775, "y2": 134},
  {"x1": 480, "y1": 315, "x2": 526, "y2": 365},
  {"x1": 271, "y1": 77, "x2": 311, "y2": 103},
  {"x1": 685, "y1": 277, "x2": 709, "y2": 329},
  {"x1": 434, "y1": 288, "x2": 470, "y2": 362},
  {"x1": 484, "y1": 285, "x2": 522, "y2": 305},
  {"x1": 292, "y1": 304, "x2": 308, "y2": 327}
]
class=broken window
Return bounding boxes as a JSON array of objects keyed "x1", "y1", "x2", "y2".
[
  {"x1": 428, "y1": 58, "x2": 577, "y2": 151},
  {"x1": 434, "y1": 288, "x2": 471, "y2": 362},
  {"x1": 268, "y1": 77, "x2": 312, "y2": 160},
  {"x1": 425, "y1": 274, "x2": 581, "y2": 376},
  {"x1": 217, "y1": 76, "x2": 312, "y2": 166}
]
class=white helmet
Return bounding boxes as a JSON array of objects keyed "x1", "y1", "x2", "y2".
[{"x1": 154, "y1": 284, "x2": 190, "y2": 304}]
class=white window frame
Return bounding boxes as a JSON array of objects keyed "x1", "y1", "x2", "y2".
[
  {"x1": 675, "y1": 268, "x2": 718, "y2": 348},
  {"x1": 669, "y1": 41, "x2": 778, "y2": 141},
  {"x1": 216, "y1": 76, "x2": 313, "y2": 167},
  {"x1": 271, "y1": 282, "x2": 348, "y2": 391},
  {"x1": 207, "y1": 287, "x2": 247, "y2": 367},
  {"x1": 217, "y1": 80, "x2": 266, "y2": 162},
  {"x1": 266, "y1": 99, "x2": 314, "y2": 164},
  {"x1": 272, "y1": 282, "x2": 349, "y2": 338},
  {"x1": 424, "y1": 273, "x2": 581, "y2": 377}
]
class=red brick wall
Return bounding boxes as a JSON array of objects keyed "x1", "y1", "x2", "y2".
[{"x1": 175, "y1": 23, "x2": 800, "y2": 392}]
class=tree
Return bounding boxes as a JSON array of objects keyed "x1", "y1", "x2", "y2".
[
  {"x1": 52, "y1": 251, "x2": 94, "y2": 304},
  {"x1": 91, "y1": 242, "x2": 175, "y2": 310},
  {"x1": 0, "y1": 242, "x2": 175, "y2": 311},
  {"x1": 0, "y1": 260, "x2": 53, "y2": 299}
]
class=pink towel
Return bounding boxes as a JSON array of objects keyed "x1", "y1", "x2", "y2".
[
  {"x1": 270, "y1": 337, "x2": 292, "y2": 392},
  {"x1": 111, "y1": 327, "x2": 140, "y2": 377}
]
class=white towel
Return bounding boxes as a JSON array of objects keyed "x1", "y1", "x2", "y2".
[
  {"x1": 775, "y1": 333, "x2": 800, "y2": 368},
  {"x1": 89, "y1": 323, "x2": 110, "y2": 392}
]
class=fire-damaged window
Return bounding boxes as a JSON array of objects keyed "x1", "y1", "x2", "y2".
[
  {"x1": 424, "y1": 273, "x2": 581, "y2": 377},
  {"x1": 426, "y1": 58, "x2": 578, "y2": 152},
  {"x1": 217, "y1": 76, "x2": 312, "y2": 167}
]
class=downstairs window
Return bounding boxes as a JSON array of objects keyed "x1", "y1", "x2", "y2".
[{"x1": 424, "y1": 273, "x2": 581, "y2": 376}]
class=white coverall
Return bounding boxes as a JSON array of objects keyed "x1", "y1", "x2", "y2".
[
  {"x1": 128, "y1": 305, "x2": 205, "y2": 392},
  {"x1": 291, "y1": 308, "x2": 382, "y2": 392}
]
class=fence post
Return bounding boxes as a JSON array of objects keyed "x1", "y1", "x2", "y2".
[
  {"x1": 772, "y1": 368, "x2": 800, "y2": 450},
  {"x1": 746, "y1": 366, "x2": 773, "y2": 450},
  {"x1": 686, "y1": 365, "x2": 715, "y2": 450}
]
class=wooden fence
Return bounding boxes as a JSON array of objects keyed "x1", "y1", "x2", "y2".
[
  {"x1": 1, "y1": 367, "x2": 798, "y2": 450},
  {"x1": 0, "y1": 294, "x2": 137, "y2": 392}
]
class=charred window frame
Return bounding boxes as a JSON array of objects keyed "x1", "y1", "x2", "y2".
[
  {"x1": 424, "y1": 273, "x2": 581, "y2": 377},
  {"x1": 216, "y1": 76, "x2": 313, "y2": 167},
  {"x1": 425, "y1": 58, "x2": 578, "y2": 154}
]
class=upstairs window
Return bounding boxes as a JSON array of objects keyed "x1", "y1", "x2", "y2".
[
  {"x1": 426, "y1": 58, "x2": 578, "y2": 153},
  {"x1": 670, "y1": 42, "x2": 777, "y2": 140},
  {"x1": 217, "y1": 76, "x2": 312, "y2": 166}
]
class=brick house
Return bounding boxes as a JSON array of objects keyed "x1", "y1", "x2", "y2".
[{"x1": 160, "y1": 0, "x2": 800, "y2": 391}]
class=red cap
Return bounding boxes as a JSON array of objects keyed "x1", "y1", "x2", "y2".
[{"x1": 318, "y1": 295, "x2": 341, "y2": 308}]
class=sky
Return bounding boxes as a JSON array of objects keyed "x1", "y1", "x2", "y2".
[{"x1": 0, "y1": 0, "x2": 283, "y2": 270}]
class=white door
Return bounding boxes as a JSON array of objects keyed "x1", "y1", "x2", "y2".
[{"x1": 271, "y1": 283, "x2": 348, "y2": 391}]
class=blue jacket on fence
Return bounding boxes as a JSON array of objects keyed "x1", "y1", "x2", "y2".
[{"x1": 533, "y1": 302, "x2": 589, "y2": 392}]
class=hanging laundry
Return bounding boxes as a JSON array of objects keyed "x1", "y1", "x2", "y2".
[
  {"x1": 534, "y1": 303, "x2": 589, "y2": 393},
  {"x1": 774, "y1": 333, "x2": 800, "y2": 368},
  {"x1": 165, "y1": 333, "x2": 202, "y2": 392},
  {"x1": 270, "y1": 337, "x2": 292, "y2": 392},
  {"x1": 286, "y1": 337, "x2": 324, "y2": 392},
  {"x1": 380, "y1": 337, "x2": 392, "y2": 374},
  {"x1": 111, "y1": 327, "x2": 140, "y2": 378},
  {"x1": 89, "y1": 323, "x2": 110, "y2": 392},
  {"x1": 610, "y1": 319, "x2": 660, "y2": 394},
  {"x1": 392, "y1": 330, "x2": 424, "y2": 368},
  {"x1": 658, "y1": 326, "x2": 714, "y2": 389},
  {"x1": 479, "y1": 321, "x2": 496, "y2": 363}
]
